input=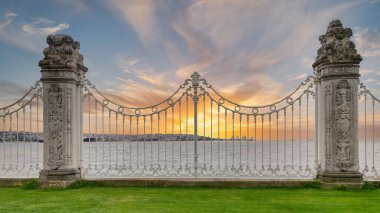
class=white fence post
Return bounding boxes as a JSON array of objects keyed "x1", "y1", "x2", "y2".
[
  {"x1": 191, "y1": 72, "x2": 200, "y2": 178},
  {"x1": 313, "y1": 20, "x2": 363, "y2": 187},
  {"x1": 39, "y1": 35, "x2": 87, "y2": 187}
]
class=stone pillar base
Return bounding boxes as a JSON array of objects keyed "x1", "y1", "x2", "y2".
[
  {"x1": 319, "y1": 171, "x2": 363, "y2": 189},
  {"x1": 39, "y1": 169, "x2": 81, "y2": 188}
]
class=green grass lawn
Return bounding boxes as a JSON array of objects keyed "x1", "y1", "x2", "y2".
[{"x1": 0, "y1": 186, "x2": 379, "y2": 213}]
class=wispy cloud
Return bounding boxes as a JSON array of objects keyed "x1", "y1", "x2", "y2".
[
  {"x1": 0, "y1": 12, "x2": 16, "y2": 29},
  {"x1": 0, "y1": 12, "x2": 16, "y2": 28},
  {"x1": 289, "y1": 73, "x2": 308, "y2": 81},
  {"x1": 21, "y1": 18, "x2": 69, "y2": 35},
  {"x1": 363, "y1": 78, "x2": 380, "y2": 85},
  {"x1": 0, "y1": 12, "x2": 69, "y2": 53},
  {"x1": 104, "y1": 0, "x2": 361, "y2": 107},
  {"x1": 220, "y1": 74, "x2": 284, "y2": 106},
  {"x1": 53, "y1": 0, "x2": 89, "y2": 12},
  {"x1": 109, "y1": 0, "x2": 160, "y2": 49},
  {"x1": 170, "y1": 0, "x2": 359, "y2": 100},
  {"x1": 98, "y1": 54, "x2": 183, "y2": 107},
  {"x1": 0, "y1": 79, "x2": 29, "y2": 107},
  {"x1": 114, "y1": 54, "x2": 171, "y2": 89},
  {"x1": 354, "y1": 27, "x2": 380, "y2": 57},
  {"x1": 174, "y1": 58, "x2": 213, "y2": 80}
]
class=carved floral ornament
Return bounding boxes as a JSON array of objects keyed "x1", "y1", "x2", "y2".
[{"x1": 313, "y1": 20, "x2": 362, "y2": 68}]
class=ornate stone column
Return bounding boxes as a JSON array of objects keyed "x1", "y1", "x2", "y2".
[
  {"x1": 313, "y1": 20, "x2": 363, "y2": 187},
  {"x1": 39, "y1": 35, "x2": 87, "y2": 187}
]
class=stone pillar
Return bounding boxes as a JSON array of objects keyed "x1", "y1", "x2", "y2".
[
  {"x1": 313, "y1": 20, "x2": 363, "y2": 187},
  {"x1": 39, "y1": 35, "x2": 87, "y2": 187}
]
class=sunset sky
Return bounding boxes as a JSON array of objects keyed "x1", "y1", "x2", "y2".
[{"x1": 1, "y1": 0, "x2": 380, "y2": 108}]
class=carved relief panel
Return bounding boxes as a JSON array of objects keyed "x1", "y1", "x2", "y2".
[
  {"x1": 323, "y1": 79, "x2": 356, "y2": 172},
  {"x1": 333, "y1": 80, "x2": 354, "y2": 171},
  {"x1": 46, "y1": 83, "x2": 72, "y2": 170}
]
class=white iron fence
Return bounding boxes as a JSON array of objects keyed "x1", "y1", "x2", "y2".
[
  {"x1": 0, "y1": 81, "x2": 43, "y2": 178},
  {"x1": 0, "y1": 74, "x2": 379, "y2": 180}
]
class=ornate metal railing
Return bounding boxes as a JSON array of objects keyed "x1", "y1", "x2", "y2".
[
  {"x1": 358, "y1": 80, "x2": 380, "y2": 179},
  {"x1": 81, "y1": 72, "x2": 317, "y2": 178},
  {"x1": 0, "y1": 73, "x2": 378, "y2": 181},
  {"x1": 0, "y1": 81, "x2": 43, "y2": 178}
]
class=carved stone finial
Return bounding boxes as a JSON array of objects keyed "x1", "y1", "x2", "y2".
[
  {"x1": 39, "y1": 34, "x2": 87, "y2": 72},
  {"x1": 313, "y1": 20, "x2": 362, "y2": 68}
]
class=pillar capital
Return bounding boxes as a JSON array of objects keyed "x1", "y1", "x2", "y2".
[
  {"x1": 313, "y1": 20, "x2": 362, "y2": 79},
  {"x1": 39, "y1": 34, "x2": 87, "y2": 83}
]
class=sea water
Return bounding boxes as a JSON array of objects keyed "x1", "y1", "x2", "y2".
[{"x1": 0, "y1": 140, "x2": 379, "y2": 178}]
